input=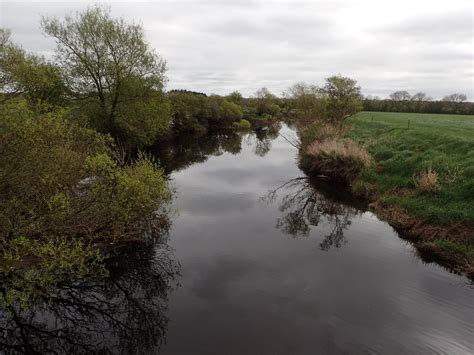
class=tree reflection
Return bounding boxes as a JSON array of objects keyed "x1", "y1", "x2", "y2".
[
  {"x1": 244, "y1": 124, "x2": 282, "y2": 157},
  {"x1": 151, "y1": 124, "x2": 282, "y2": 174},
  {"x1": 0, "y1": 239, "x2": 180, "y2": 354},
  {"x1": 150, "y1": 130, "x2": 243, "y2": 174},
  {"x1": 264, "y1": 177, "x2": 362, "y2": 250}
]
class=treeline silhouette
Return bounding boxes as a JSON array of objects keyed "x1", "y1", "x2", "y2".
[{"x1": 363, "y1": 99, "x2": 474, "y2": 115}]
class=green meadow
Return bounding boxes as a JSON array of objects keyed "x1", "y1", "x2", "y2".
[{"x1": 348, "y1": 111, "x2": 474, "y2": 227}]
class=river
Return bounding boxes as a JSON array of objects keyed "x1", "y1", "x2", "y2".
[{"x1": 1, "y1": 124, "x2": 473, "y2": 354}]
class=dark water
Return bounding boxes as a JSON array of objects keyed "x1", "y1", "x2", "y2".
[
  {"x1": 159, "y1": 124, "x2": 473, "y2": 355},
  {"x1": 1, "y1": 124, "x2": 473, "y2": 354}
]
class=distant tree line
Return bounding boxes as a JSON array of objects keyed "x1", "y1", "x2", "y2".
[{"x1": 363, "y1": 91, "x2": 474, "y2": 115}]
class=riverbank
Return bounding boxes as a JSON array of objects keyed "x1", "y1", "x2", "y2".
[{"x1": 300, "y1": 111, "x2": 474, "y2": 279}]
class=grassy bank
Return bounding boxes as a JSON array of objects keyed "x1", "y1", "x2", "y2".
[{"x1": 301, "y1": 111, "x2": 474, "y2": 277}]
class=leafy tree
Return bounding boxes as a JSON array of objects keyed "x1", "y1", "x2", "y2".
[
  {"x1": 323, "y1": 75, "x2": 362, "y2": 123},
  {"x1": 226, "y1": 91, "x2": 243, "y2": 105},
  {"x1": 220, "y1": 100, "x2": 243, "y2": 122},
  {"x1": 253, "y1": 87, "x2": 281, "y2": 117},
  {"x1": 168, "y1": 91, "x2": 206, "y2": 131},
  {"x1": 41, "y1": 6, "x2": 170, "y2": 146},
  {"x1": 0, "y1": 29, "x2": 24, "y2": 95},
  {"x1": 0, "y1": 29, "x2": 67, "y2": 111},
  {"x1": 206, "y1": 95, "x2": 243, "y2": 125},
  {"x1": 284, "y1": 82, "x2": 326, "y2": 120},
  {"x1": 169, "y1": 92, "x2": 243, "y2": 131}
]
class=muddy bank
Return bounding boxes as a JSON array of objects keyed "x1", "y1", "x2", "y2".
[{"x1": 369, "y1": 200, "x2": 474, "y2": 279}]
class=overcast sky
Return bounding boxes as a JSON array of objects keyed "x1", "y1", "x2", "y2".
[{"x1": 1, "y1": 0, "x2": 473, "y2": 99}]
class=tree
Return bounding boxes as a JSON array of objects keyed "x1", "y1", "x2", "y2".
[
  {"x1": 442, "y1": 93, "x2": 467, "y2": 103},
  {"x1": 283, "y1": 82, "x2": 326, "y2": 121},
  {"x1": 442, "y1": 93, "x2": 468, "y2": 114},
  {"x1": 0, "y1": 29, "x2": 24, "y2": 95},
  {"x1": 254, "y1": 87, "x2": 281, "y2": 117},
  {"x1": 41, "y1": 6, "x2": 170, "y2": 146},
  {"x1": 206, "y1": 95, "x2": 243, "y2": 125},
  {"x1": 323, "y1": 75, "x2": 362, "y2": 123},
  {"x1": 0, "y1": 29, "x2": 66, "y2": 110},
  {"x1": 411, "y1": 92, "x2": 431, "y2": 102},
  {"x1": 389, "y1": 90, "x2": 411, "y2": 101},
  {"x1": 226, "y1": 91, "x2": 243, "y2": 105}
]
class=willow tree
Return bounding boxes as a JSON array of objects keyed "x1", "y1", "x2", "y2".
[{"x1": 42, "y1": 6, "x2": 170, "y2": 146}]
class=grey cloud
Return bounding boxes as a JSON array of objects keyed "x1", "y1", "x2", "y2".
[
  {"x1": 1, "y1": 0, "x2": 472, "y2": 99},
  {"x1": 379, "y1": 11, "x2": 473, "y2": 43}
]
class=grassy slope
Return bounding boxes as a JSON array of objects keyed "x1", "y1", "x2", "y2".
[
  {"x1": 346, "y1": 112, "x2": 474, "y2": 276},
  {"x1": 347, "y1": 112, "x2": 474, "y2": 227}
]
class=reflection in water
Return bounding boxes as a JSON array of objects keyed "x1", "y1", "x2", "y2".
[
  {"x1": 0, "y1": 239, "x2": 180, "y2": 354},
  {"x1": 244, "y1": 124, "x2": 282, "y2": 157},
  {"x1": 151, "y1": 124, "x2": 282, "y2": 174},
  {"x1": 264, "y1": 177, "x2": 362, "y2": 250}
]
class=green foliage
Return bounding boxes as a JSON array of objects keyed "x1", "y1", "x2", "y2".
[
  {"x1": 115, "y1": 89, "x2": 170, "y2": 146},
  {"x1": 169, "y1": 91, "x2": 207, "y2": 131},
  {"x1": 226, "y1": 91, "x2": 243, "y2": 105},
  {"x1": 41, "y1": 6, "x2": 170, "y2": 147},
  {"x1": 0, "y1": 236, "x2": 107, "y2": 307},
  {"x1": 168, "y1": 91, "x2": 243, "y2": 131},
  {"x1": 218, "y1": 99, "x2": 244, "y2": 122},
  {"x1": 0, "y1": 29, "x2": 67, "y2": 111},
  {"x1": 323, "y1": 75, "x2": 362, "y2": 124},
  {"x1": 284, "y1": 82, "x2": 327, "y2": 120},
  {"x1": 347, "y1": 111, "x2": 474, "y2": 225},
  {"x1": 284, "y1": 76, "x2": 362, "y2": 124},
  {"x1": 233, "y1": 118, "x2": 251, "y2": 129},
  {"x1": 253, "y1": 87, "x2": 281, "y2": 117},
  {"x1": 0, "y1": 101, "x2": 172, "y2": 305}
]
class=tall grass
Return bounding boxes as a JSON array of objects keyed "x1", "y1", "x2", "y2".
[{"x1": 302, "y1": 121, "x2": 371, "y2": 182}]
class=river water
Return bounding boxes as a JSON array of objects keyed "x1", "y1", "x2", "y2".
[
  {"x1": 1, "y1": 124, "x2": 473, "y2": 354},
  {"x1": 158, "y1": 124, "x2": 473, "y2": 355}
]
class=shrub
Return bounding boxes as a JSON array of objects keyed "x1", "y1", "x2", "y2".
[
  {"x1": 0, "y1": 101, "x2": 172, "y2": 297},
  {"x1": 306, "y1": 138, "x2": 371, "y2": 182},
  {"x1": 234, "y1": 119, "x2": 251, "y2": 130}
]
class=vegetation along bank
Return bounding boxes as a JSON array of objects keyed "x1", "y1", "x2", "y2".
[{"x1": 298, "y1": 110, "x2": 474, "y2": 278}]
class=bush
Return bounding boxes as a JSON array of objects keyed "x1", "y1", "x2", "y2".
[
  {"x1": 0, "y1": 100, "x2": 172, "y2": 300},
  {"x1": 234, "y1": 119, "x2": 251, "y2": 129}
]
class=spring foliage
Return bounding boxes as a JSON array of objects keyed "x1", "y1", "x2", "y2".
[{"x1": 0, "y1": 100, "x2": 171, "y2": 305}]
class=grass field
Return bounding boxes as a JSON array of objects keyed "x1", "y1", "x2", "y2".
[
  {"x1": 343, "y1": 111, "x2": 474, "y2": 276},
  {"x1": 347, "y1": 111, "x2": 474, "y2": 227}
]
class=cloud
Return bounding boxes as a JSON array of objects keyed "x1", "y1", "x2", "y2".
[{"x1": 0, "y1": 0, "x2": 472, "y2": 99}]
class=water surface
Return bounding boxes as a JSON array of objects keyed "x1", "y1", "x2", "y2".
[
  {"x1": 158, "y1": 124, "x2": 473, "y2": 354},
  {"x1": 1, "y1": 124, "x2": 472, "y2": 354}
]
